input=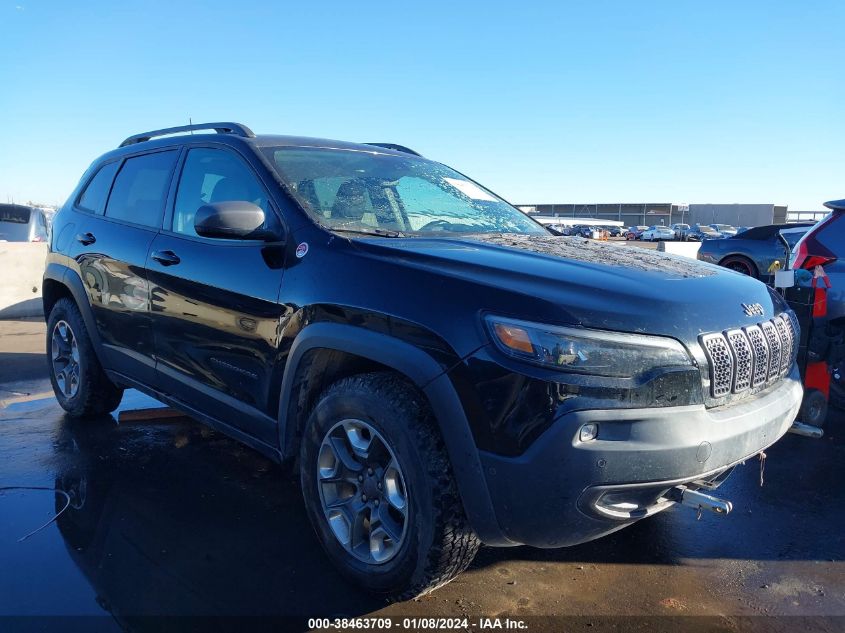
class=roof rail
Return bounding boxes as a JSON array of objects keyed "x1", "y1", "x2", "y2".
[
  {"x1": 119, "y1": 122, "x2": 255, "y2": 148},
  {"x1": 363, "y1": 143, "x2": 422, "y2": 157}
]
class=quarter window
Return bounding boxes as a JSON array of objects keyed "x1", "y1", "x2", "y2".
[
  {"x1": 172, "y1": 148, "x2": 270, "y2": 237},
  {"x1": 105, "y1": 151, "x2": 178, "y2": 227},
  {"x1": 77, "y1": 161, "x2": 119, "y2": 214}
]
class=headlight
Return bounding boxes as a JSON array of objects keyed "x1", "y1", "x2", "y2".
[{"x1": 486, "y1": 316, "x2": 692, "y2": 378}]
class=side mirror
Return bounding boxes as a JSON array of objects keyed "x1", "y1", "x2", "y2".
[{"x1": 194, "y1": 201, "x2": 280, "y2": 241}]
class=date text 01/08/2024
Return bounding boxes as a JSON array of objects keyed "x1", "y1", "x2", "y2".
[{"x1": 308, "y1": 617, "x2": 528, "y2": 630}]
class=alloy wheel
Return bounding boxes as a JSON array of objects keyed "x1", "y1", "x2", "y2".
[
  {"x1": 316, "y1": 419, "x2": 408, "y2": 564},
  {"x1": 51, "y1": 320, "x2": 80, "y2": 398}
]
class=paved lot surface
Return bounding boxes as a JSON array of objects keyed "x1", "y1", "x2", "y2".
[{"x1": 1, "y1": 320, "x2": 843, "y2": 632}]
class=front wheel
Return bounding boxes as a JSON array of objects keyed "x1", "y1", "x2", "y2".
[
  {"x1": 300, "y1": 372, "x2": 480, "y2": 599},
  {"x1": 47, "y1": 298, "x2": 123, "y2": 417}
]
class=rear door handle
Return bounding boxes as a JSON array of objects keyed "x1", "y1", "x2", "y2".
[
  {"x1": 76, "y1": 232, "x2": 96, "y2": 246},
  {"x1": 151, "y1": 250, "x2": 181, "y2": 266}
]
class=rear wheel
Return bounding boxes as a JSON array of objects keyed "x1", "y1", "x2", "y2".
[
  {"x1": 300, "y1": 372, "x2": 480, "y2": 599},
  {"x1": 720, "y1": 256, "x2": 759, "y2": 278},
  {"x1": 47, "y1": 298, "x2": 123, "y2": 417}
]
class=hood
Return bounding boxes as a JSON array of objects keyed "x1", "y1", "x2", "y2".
[{"x1": 351, "y1": 234, "x2": 786, "y2": 342}]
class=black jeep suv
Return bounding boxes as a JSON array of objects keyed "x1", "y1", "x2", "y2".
[{"x1": 44, "y1": 122, "x2": 802, "y2": 598}]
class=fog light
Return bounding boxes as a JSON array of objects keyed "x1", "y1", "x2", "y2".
[{"x1": 579, "y1": 423, "x2": 598, "y2": 442}]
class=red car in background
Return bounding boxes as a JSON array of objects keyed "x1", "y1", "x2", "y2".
[{"x1": 624, "y1": 225, "x2": 649, "y2": 240}]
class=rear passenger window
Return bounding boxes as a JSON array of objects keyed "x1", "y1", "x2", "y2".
[
  {"x1": 105, "y1": 151, "x2": 178, "y2": 227},
  {"x1": 78, "y1": 162, "x2": 119, "y2": 213}
]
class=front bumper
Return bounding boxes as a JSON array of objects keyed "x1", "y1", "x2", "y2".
[{"x1": 478, "y1": 367, "x2": 802, "y2": 547}]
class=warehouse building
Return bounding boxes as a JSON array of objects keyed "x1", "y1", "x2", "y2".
[
  {"x1": 687, "y1": 204, "x2": 788, "y2": 227},
  {"x1": 517, "y1": 202, "x2": 789, "y2": 228}
]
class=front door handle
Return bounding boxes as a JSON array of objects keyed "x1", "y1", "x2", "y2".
[
  {"x1": 151, "y1": 250, "x2": 181, "y2": 266},
  {"x1": 76, "y1": 232, "x2": 96, "y2": 246}
]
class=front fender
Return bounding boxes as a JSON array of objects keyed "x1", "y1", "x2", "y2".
[{"x1": 277, "y1": 322, "x2": 510, "y2": 545}]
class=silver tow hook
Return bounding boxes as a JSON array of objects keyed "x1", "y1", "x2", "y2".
[
  {"x1": 788, "y1": 421, "x2": 825, "y2": 439},
  {"x1": 667, "y1": 486, "x2": 733, "y2": 519}
]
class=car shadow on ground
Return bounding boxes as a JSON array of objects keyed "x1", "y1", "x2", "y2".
[
  {"x1": 0, "y1": 351, "x2": 47, "y2": 386},
  {"x1": 39, "y1": 403, "x2": 843, "y2": 628},
  {"x1": 48, "y1": 414, "x2": 382, "y2": 625}
]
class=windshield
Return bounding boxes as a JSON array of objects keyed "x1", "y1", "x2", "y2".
[{"x1": 263, "y1": 147, "x2": 547, "y2": 236}]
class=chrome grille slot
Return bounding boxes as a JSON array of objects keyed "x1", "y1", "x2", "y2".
[
  {"x1": 701, "y1": 311, "x2": 797, "y2": 399},
  {"x1": 786, "y1": 311, "x2": 801, "y2": 367},
  {"x1": 744, "y1": 325, "x2": 769, "y2": 388},
  {"x1": 725, "y1": 329, "x2": 752, "y2": 392},
  {"x1": 761, "y1": 321, "x2": 781, "y2": 382},
  {"x1": 701, "y1": 333, "x2": 733, "y2": 397},
  {"x1": 774, "y1": 316, "x2": 792, "y2": 377},
  {"x1": 780, "y1": 314, "x2": 799, "y2": 372},
  {"x1": 786, "y1": 311, "x2": 801, "y2": 345}
]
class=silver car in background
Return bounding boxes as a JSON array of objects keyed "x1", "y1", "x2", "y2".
[
  {"x1": 671, "y1": 223, "x2": 690, "y2": 239},
  {"x1": 0, "y1": 204, "x2": 50, "y2": 242}
]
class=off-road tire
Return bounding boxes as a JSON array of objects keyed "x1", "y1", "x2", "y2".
[
  {"x1": 300, "y1": 371, "x2": 480, "y2": 600},
  {"x1": 47, "y1": 298, "x2": 123, "y2": 417}
]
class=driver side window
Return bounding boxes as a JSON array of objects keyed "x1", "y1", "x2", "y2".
[{"x1": 173, "y1": 148, "x2": 269, "y2": 237}]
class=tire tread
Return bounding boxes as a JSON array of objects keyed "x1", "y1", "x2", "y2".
[
  {"x1": 48, "y1": 298, "x2": 123, "y2": 417},
  {"x1": 317, "y1": 372, "x2": 480, "y2": 599}
]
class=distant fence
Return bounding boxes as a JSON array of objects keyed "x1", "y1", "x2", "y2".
[
  {"x1": 0, "y1": 243, "x2": 47, "y2": 318},
  {"x1": 787, "y1": 210, "x2": 828, "y2": 223}
]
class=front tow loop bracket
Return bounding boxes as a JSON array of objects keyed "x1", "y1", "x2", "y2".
[{"x1": 667, "y1": 486, "x2": 733, "y2": 519}]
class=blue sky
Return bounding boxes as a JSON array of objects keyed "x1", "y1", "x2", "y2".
[{"x1": 1, "y1": 1, "x2": 842, "y2": 209}]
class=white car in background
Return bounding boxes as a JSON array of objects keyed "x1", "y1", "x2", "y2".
[{"x1": 640, "y1": 225, "x2": 676, "y2": 241}]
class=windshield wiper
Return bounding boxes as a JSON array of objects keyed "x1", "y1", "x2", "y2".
[{"x1": 331, "y1": 227, "x2": 407, "y2": 238}]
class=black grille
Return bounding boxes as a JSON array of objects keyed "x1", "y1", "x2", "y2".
[{"x1": 700, "y1": 312, "x2": 798, "y2": 399}]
